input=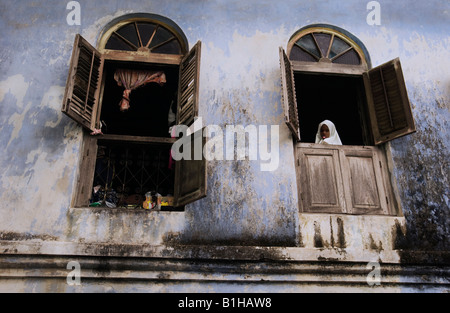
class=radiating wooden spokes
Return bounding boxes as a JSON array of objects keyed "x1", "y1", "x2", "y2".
[
  {"x1": 290, "y1": 32, "x2": 361, "y2": 65},
  {"x1": 105, "y1": 21, "x2": 182, "y2": 54}
]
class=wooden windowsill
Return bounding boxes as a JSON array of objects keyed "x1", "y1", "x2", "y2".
[{"x1": 98, "y1": 134, "x2": 178, "y2": 144}]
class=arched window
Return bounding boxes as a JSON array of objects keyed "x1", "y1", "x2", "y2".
[
  {"x1": 280, "y1": 24, "x2": 416, "y2": 216},
  {"x1": 281, "y1": 24, "x2": 414, "y2": 146},
  {"x1": 62, "y1": 14, "x2": 206, "y2": 209}
]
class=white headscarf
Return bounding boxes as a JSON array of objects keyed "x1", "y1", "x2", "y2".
[{"x1": 315, "y1": 120, "x2": 342, "y2": 145}]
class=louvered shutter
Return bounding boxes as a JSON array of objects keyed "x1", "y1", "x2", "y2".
[
  {"x1": 279, "y1": 47, "x2": 301, "y2": 141},
  {"x1": 363, "y1": 58, "x2": 416, "y2": 145},
  {"x1": 62, "y1": 34, "x2": 103, "y2": 132},
  {"x1": 176, "y1": 41, "x2": 201, "y2": 126},
  {"x1": 173, "y1": 128, "x2": 207, "y2": 207}
]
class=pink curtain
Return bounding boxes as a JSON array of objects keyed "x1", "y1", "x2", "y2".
[{"x1": 114, "y1": 69, "x2": 167, "y2": 111}]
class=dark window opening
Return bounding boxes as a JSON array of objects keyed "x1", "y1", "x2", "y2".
[
  {"x1": 295, "y1": 73, "x2": 367, "y2": 146},
  {"x1": 100, "y1": 61, "x2": 179, "y2": 137},
  {"x1": 91, "y1": 61, "x2": 181, "y2": 210}
]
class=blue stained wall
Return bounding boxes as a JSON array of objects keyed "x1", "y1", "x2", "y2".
[{"x1": 0, "y1": 0, "x2": 448, "y2": 252}]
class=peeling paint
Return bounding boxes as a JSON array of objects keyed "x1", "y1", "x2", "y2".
[
  {"x1": 0, "y1": 1, "x2": 448, "y2": 292},
  {"x1": 0, "y1": 75, "x2": 31, "y2": 147}
]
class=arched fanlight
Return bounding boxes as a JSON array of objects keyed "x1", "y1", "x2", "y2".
[{"x1": 290, "y1": 31, "x2": 361, "y2": 65}]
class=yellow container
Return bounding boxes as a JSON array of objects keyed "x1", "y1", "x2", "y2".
[{"x1": 161, "y1": 196, "x2": 174, "y2": 206}]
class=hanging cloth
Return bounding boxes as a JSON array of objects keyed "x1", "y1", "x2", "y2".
[{"x1": 114, "y1": 69, "x2": 166, "y2": 111}]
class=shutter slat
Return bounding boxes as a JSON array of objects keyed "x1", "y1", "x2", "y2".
[
  {"x1": 180, "y1": 59, "x2": 196, "y2": 84},
  {"x1": 179, "y1": 84, "x2": 195, "y2": 105}
]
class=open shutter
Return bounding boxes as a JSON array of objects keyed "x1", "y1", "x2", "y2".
[
  {"x1": 72, "y1": 132, "x2": 98, "y2": 207},
  {"x1": 176, "y1": 41, "x2": 201, "y2": 126},
  {"x1": 279, "y1": 47, "x2": 301, "y2": 141},
  {"x1": 62, "y1": 34, "x2": 104, "y2": 132},
  {"x1": 173, "y1": 128, "x2": 207, "y2": 207},
  {"x1": 363, "y1": 58, "x2": 416, "y2": 145}
]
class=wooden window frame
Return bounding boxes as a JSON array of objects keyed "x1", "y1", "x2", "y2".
[
  {"x1": 287, "y1": 27, "x2": 370, "y2": 76},
  {"x1": 280, "y1": 27, "x2": 415, "y2": 216},
  {"x1": 98, "y1": 16, "x2": 189, "y2": 55},
  {"x1": 283, "y1": 54, "x2": 416, "y2": 146},
  {"x1": 63, "y1": 33, "x2": 206, "y2": 209},
  {"x1": 281, "y1": 28, "x2": 416, "y2": 145}
]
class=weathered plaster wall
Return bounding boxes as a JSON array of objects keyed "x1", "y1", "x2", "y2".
[
  {"x1": 0, "y1": 0, "x2": 448, "y2": 254},
  {"x1": 355, "y1": 6, "x2": 450, "y2": 251}
]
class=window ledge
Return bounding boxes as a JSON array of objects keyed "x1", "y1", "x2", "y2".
[
  {"x1": 296, "y1": 142, "x2": 376, "y2": 149},
  {"x1": 67, "y1": 207, "x2": 186, "y2": 245},
  {"x1": 2, "y1": 240, "x2": 435, "y2": 265},
  {"x1": 69, "y1": 207, "x2": 183, "y2": 214}
]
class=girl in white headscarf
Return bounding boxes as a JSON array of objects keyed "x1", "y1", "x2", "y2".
[{"x1": 315, "y1": 120, "x2": 342, "y2": 145}]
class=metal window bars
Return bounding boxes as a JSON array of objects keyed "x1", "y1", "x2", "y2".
[{"x1": 93, "y1": 141, "x2": 174, "y2": 207}]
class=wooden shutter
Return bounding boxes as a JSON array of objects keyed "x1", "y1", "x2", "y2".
[
  {"x1": 279, "y1": 47, "x2": 301, "y2": 141},
  {"x1": 72, "y1": 132, "x2": 98, "y2": 207},
  {"x1": 296, "y1": 144, "x2": 395, "y2": 215},
  {"x1": 297, "y1": 146, "x2": 346, "y2": 213},
  {"x1": 363, "y1": 58, "x2": 416, "y2": 145},
  {"x1": 177, "y1": 41, "x2": 201, "y2": 126},
  {"x1": 339, "y1": 146, "x2": 389, "y2": 215},
  {"x1": 62, "y1": 34, "x2": 104, "y2": 132},
  {"x1": 173, "y1": 128, "x2": 207, "y2": 207}
]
